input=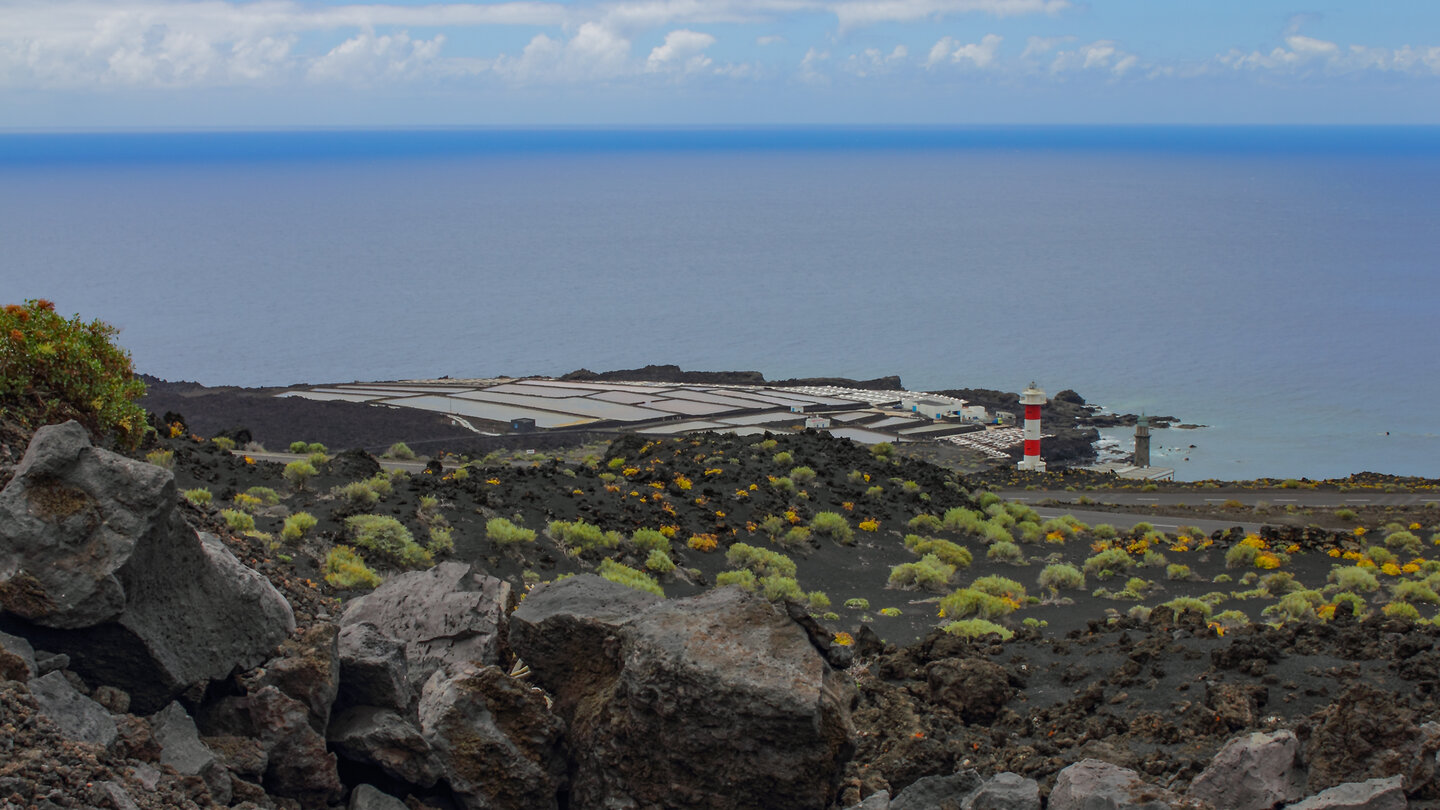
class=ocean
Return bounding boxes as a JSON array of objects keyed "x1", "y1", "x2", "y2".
[{"x1": 2, "y1": 127, "x2": 1437, "y2": 481}]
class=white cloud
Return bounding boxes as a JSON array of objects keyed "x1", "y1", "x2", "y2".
[
  {"x1": 1049, "y1": 40, "x2": 1138, "y2": 76},
  {"x1": 757, "y1": 35, "x2": 786, "y2": 46},
  {"x1": 307, "y1": 31, "x2": 444, "y2": 84},
  {"x1": 1020, "y1": 34, "x2": 1072, "y2": 59},
  {"x1": 494, "y1": 21, "x2": 632, "y2": 82},
  {"x1": 844, "y1": 44, "x2": 907, "y2": 76},
  {"x1": 646, "y1": 29, "x2": 716, "y2": 73},
  {"x1": 828, "y1": 0, "x2": 1067, "y2": 32},
  {"x1": 1214, "y1": 35, "x2": 1440, "y2": 76},
  {"x1": 925, "y1": 33, "x2": 1001, "y2": 68},
  {"x1": 799, "y1": 46, "x2": 829, "y2": 82}
]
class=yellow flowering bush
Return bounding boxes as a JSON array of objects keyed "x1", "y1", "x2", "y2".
[
  {"x1": 859, "y1": 519, "x2": 880, "y2": 532},
  {"x1": 687, "y1": 533, "x2": 718, "y2": 552}
]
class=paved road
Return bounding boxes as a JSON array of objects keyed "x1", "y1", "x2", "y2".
[
  {"x1": 995, "y1": 489, "x2": 1433, "y2": 508},
  {"x1": 239, "y1": 451, "x2": 447, "y2": 473}
]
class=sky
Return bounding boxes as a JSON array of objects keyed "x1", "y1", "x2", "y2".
[{"x1": 2, "y1": 0, "x2": 1439, "y2": 128}]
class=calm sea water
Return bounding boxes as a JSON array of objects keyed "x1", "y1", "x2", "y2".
[{"x1": 2, "y1": 127, "x2": 1437, "y2": 481}]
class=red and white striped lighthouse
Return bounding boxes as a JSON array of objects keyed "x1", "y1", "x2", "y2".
[{"x1": 1018, "y1": 382, "x2": 1047, "y2": 472}]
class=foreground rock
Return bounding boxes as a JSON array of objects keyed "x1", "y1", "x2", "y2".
[
  {"x1": 1188, "y1": 730, "x2": 1306, "y2": 810},
  {"x1": 338, "y1": 562, "x2": 512, "y2": 697},
  {"x1": 511, "y1": 576, "x2": 857, "y2": 810},
  {"x1": 0, "y1": 421, "x2": 294, "y2": 712},
  {"x1": 1049, "y1": 759, "x2": 1199, "y2": 810}
]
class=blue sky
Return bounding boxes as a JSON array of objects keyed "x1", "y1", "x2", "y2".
[{"x1": 3, "y1": 0, "x2": 1439, "y2": 127}]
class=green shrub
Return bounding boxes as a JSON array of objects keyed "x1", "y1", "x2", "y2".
[
  {"x1": 289, "y1": 441, "x2": 309, "y2": 453},
  {"x1": 324, "y1": 546, "x2": 381, "y2": 590},
  {"x1": 281, "y1": 512, "x2": 318, "y2": 542},
  {"x1": 843, "y1": 598, "x2": 870, "y2": 611},
  {"x1": 761, "y1": 575, "x2": 804, "y2": 602},
  {"x1": 142, "y1": 448, "x2": 176, "y2": 470},
  {"x1": 244, "y1": 486, "x2": 280, "y2": 505},
  {"x1": 221, "y1": 508, "x2": 255, "y2": 532},
  {"x1": 716, "y1": 570, "x2": 758, "y2": 592},
  {"x1": 1083, "y1": 548, "x2": 1132, "y2": 579},
  {"x1": 1367, "y1": 545, "x2": 1398, "y2": 566},
  {"x1": 1212, "y1": 609, "x2": 1250, "y2": 630},
  {"x1": 333, "y1": 480, "x2": 380, "y2": 509},
  {"x1": 758, "y1": 514, "x2": 786, "y2": 539},
  {"x1": 939, "y1": 588, "x2": 1014, "y2": 621},
  {"x1": 645, "y1": 549, "x2": 676, "y2": 574},
  {"x1": 345, "y1": 514, "x2": 432, "y2": 568},
  {"x1": 971, "y1": 575, "x2": 1026, "y2": 599},
  {"x1": 771, "y1": 476, "x2": 795, "y2": 493},
  {"x1": 908, "y1": 514, "x2": 943, "y2": 533},
  {"x1": 547, "y1": 519, "x2": 615, "y2": 552},
  {"x1": 428, "y1": 526, "x2": 455, "y2": 554},
  {"x1": 1157, "y1": 597, "x2": 1213, "y2": 622},
  {"x1": 1037, "y1": 563, "x2": 1085, "y2": 593},
  {"x1": 943, "y1": 619, "x2": 1013, "y2": 641},
  {"x1": 986, "y1": 541, "x2": 1023, "y2": 563},
  {"x1": 385, "y1": 442, "x2": 416, "y2": 460},
  {"x1": 306, "y1": 442, "x2": 326, "y2": 454},
  {"x1": 870, "y1": 442, "x2": 894, "y2": 459},
  {"x1": 1263, "y1": 590, "x2": 1324, "y2": 623},
  {"x1": 1224, "y1": 543, "x2": 1259, "y2": 568},
  {"x1": 725, "y1": 543, "x2": 797, "y2": 578},
  {"x1": 1017, "y1": 522, "x2": 1044, "y2": 542},
  {"x1": 182, "y1": 488, "x2": 213, "y2": 506},
  {"x1": 790, "y1": 466, "x2": 817, "y2": 484},
  {"x1": 1382, "y1": 601, "x2": 1421, "y2": 622},
  {"x1": 366, "y1": 474, "x2": 394, "y2": 498},
  {"x1": 887, "y1": 554, "x2": 957, "y2": 591},
  {"x1": 211, "y1": 436, "x2": 236, "y2": 451},
  {"x1": 766, "y1": 525, "x2": 807, "y2": 548},
  {"x1": 283, "y1": 460, "x2": 317, "y2": 490},
  {"x1": 306, "y1": 451, "x2": 329, "y2": 468},
  {"x1": 864, "y1": 485, "x2": 884, "y2": 499},
  {"x1": 599, "y1": 559, "x2": 663, "y2": 597},
  {"x1": 772, "y1": 451, "x2": 794, "y2": 466},
  {"x1": 483, "y1": 517, "x2": 534, "y2": 546},
  {"x1": 0, "y1": 299, "x2": 148, "y2": 447},
  {"x1": 1166, "y1": 564, "x2": 1192, "y2": 581},
  {"x1": 1335, "y1": 508, "x2": 1358, "y2": 522},
  {"x1": 808, "y1": 591, "x2": 831, "y2": 610},
  {"x1": 631, "y1": 528, "x2": 670, "y2": 553},
  {"x1": 981, "y1": 521, "x2": 1015, "y2": 545},
  {"x1": 1090, "y1": 523, "x2": 1119, "y2": 540},
  {"x1": 1391, "y1": 580, "x2": 1440, "y2": 604},
  {"x1": 810, "y1": 512, "x2": 854, "y2": 545},
  {"x1": 1386, "y1": 530, "x2": 1423, "y2": 555},
  {"x1": 1007, "y1": 503, "x2": 1042, "y2": 524},
  {"x1": 903, "y1": 535, "x2": 973, "y2": 569}
]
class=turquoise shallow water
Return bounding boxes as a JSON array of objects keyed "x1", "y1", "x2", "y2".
[{"x1": 2, "y1": 127, "x2": 1437, "y2": 480}]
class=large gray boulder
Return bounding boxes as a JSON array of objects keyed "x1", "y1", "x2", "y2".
[
  {"x1": 966, "y1": 772, "x2": 1040, "y2": 810},
  {"x1": 338, "y1": 562, "x2": 511, "y2": 696},
  {"x1": 151, "y1": 702, "x2": 231, "y2": 804},
  {"x1": 336, "y1": 622, "x2": 409, "y2": 712},
  {"x1": 28, "y1": 670, "x2": 117, "y2": 747},
  {"x1": 328, "y1": 705, "x2": 446, "y2": 789},
  {"x1": 417, "y1": 662, "x2": 567, "y2": 810},
  {"x1": 890, "y1": 770, "x2": 982, "y2": 810},
  {"x1": 1049, "y1": 759, "x2": 1196, "y2": 810},
  {"x1": 0, "y1": 422, "x2": 294, "y2": 712},
  {"x1": 1188, "y1": 730, "x2": 1306, "y2": 810},
  {"x1": 1284, "y1": 776, "x2": 1406, "y2": 810},
  {"x1": 510, "y1": 576, "x2": 857, "y2": 810}
]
